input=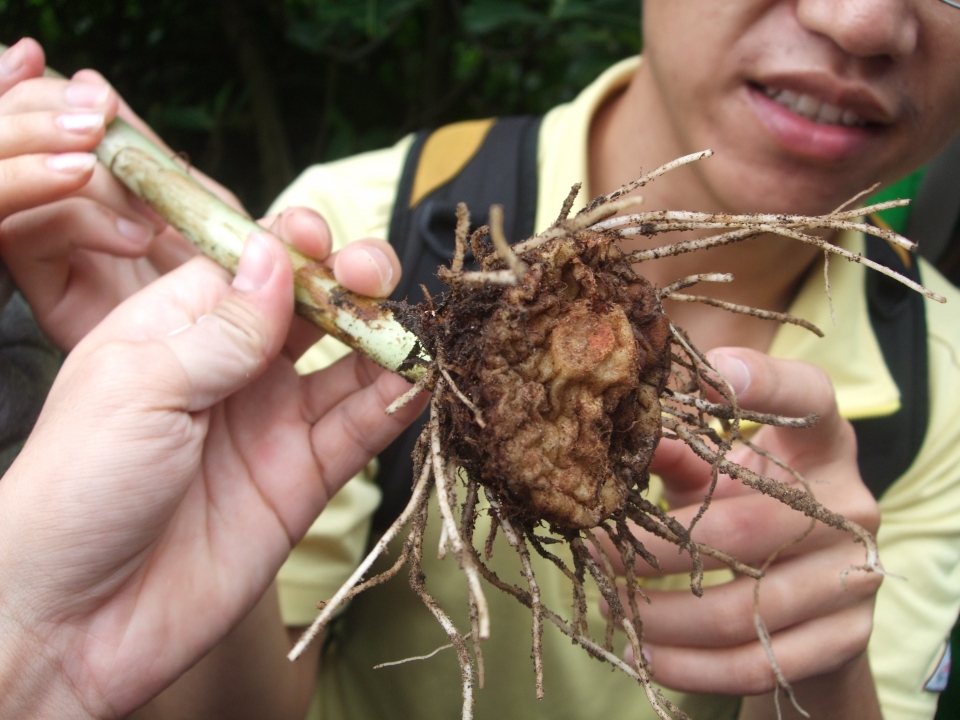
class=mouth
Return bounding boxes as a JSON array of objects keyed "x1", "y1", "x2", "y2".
[
  {"x1": 755, "y1": 83, "x2": 868, "y2": 128},
  {"x1": 745, "y1": 81, "x2": 885, "y2": 162}
]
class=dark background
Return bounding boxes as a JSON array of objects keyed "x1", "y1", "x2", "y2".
[{"x1": 2, "y1": 0, "x2": 641, "y2": 215}]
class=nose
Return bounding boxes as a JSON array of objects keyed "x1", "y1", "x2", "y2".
[{"x1": 796, "y1": 0, "x2": 919, "y2": 59}]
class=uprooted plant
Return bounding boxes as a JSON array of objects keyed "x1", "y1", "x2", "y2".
[{"x1": 96, "y1": 120, "x2": 944, "y2": 720}]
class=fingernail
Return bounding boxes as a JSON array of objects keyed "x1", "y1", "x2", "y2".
[
  {"x1": 46, "y1": 153, "x2": 97, "y2": 174},
  {"x1": 233, "y1": 232, "x2": 276, "y2": 293},
  {"x1": 64, "y1": 81, "x2": 110, "y2": 108},
  {"x1": 116, "y1": 217, "x2": 154, "y2": 245},
  {"x1": 56, "y1": 112, "x2": 105, "y2": 134},
  {"x1": 0, "y1": 41, "x2": 26, "y2": 77},
  {"x1": 712, "y1": 353, "x2": 752, "y2": 396},
  {"x1": 363, "y1": 246, "x2": 394, "y2": 293}
]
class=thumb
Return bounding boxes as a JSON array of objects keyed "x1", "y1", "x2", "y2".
[{"x1": 165, "y1": 232, "x2": 294, "y2": 411}]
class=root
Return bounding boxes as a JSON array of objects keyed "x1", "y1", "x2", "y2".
[
  {"x1": 485, "y1": 492, "x2": 544, "y2": 698},
  {"x1": 294, "y1": 160, "x2": 938, "y2": 719},
  {"x1": 289, "y1": 458, "x2": 433, "y2": 661},
  {"x1": 430, "y1": 402, "x2": 490, "y2": 639},
  {"x1": 663, "y1": 293, "x2": 824, "y2": 337},
  {"x1": 374, "y1": 643, "x2": 455, "y2": 670},
  {"x1": 408, "y1": 498, "x2": 477, "y2": 720}
]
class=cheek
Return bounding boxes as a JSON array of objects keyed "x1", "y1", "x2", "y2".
[
  {"x1": 910, "y1": 34, "x2": 960, "y2": 158},
  {"x1": 642, "y1": 1, "x2": 768, "y2": 140}
]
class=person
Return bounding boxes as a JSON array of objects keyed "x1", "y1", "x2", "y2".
[
  {"x1": 0, "y1": 37, "x2": 426, "y2": 719},
  {"x1": 3, "y1": 0, "x2": 960, "y2": 717}
]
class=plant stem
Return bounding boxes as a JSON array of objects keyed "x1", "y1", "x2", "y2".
[{"x1": 96, "y1": 119, "x2": 426, "y2": 381}]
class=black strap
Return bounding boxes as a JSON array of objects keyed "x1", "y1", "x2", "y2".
[
  {"x1": 850, "y1": 236, "x2": 930, "y2": 500},
  {"x1": 375, "y1": 116, "x2": 542, "y2": 532},
  {"x1": 908, "y1": 131, "x2": 960, "y2": 269}
]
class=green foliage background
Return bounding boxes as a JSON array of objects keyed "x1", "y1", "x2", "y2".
[{"x1": 3, "y1": 0, "x2": 642, "y2": 214}]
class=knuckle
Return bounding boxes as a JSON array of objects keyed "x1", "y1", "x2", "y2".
[
  {"x1": 738, "y1": 653, "x2": 779, "y2": 694},
  {"x1": 805, "y1": 363, "x2": 838, "y2": 415},
  {"x1": 714, "y1": 597, "x2": 755, "y2": 646},
  {"x1": 0, "y1": 156, "x2": 22, "y2": 190},
  {"x1": 213, "y1": 298, "x2": 271, "y2": 359},
  {"x1": 835, "y1": 483, "x2": 881, "y2": 532},
  {"x1": 848, "y1": 606, "x2": 874, "y2": 652}
]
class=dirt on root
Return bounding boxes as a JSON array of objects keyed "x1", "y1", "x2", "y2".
[{"x1": 409, "y1": 227, "x2": 672, "y2": 531}]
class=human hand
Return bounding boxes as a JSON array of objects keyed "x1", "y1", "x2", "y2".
[
  {"x1": 0, "y1": 38, "x2": 170, "y2": 345},
  {"x1": 0, "y1": 39, "x2": 387, "y2": 355},
  {"x1": 611, "y1": 349, "x2": 882, "y2": 717},
  {"x1": 0, "y1": 229, "x2": 425, "y2": 719}
]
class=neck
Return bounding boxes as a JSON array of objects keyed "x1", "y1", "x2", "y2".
[{"x1": 588, "y1": 61, "x2": 821, "y2": 352}]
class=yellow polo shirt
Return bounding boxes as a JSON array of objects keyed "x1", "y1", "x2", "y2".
[{"x1": 271, "y1": 58, "x2": 960, "y2": 720}]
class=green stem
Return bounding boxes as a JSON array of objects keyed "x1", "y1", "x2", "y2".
[{"x1": 97, "y1": 119, "x2": 426, "y2": 381}]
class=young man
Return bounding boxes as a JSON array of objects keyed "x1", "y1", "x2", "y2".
[{"x1": 4, "y1": 0, "x2": 960, "y2": 718}]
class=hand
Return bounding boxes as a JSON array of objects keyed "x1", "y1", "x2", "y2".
[
  {"x1": 610, "y1": 349, "x2": 883, "y2": 718},
  {"x1": 0, "y1": 38, "x2": 170, "y2": 347},
  {"x1": 0, "y1": 231, "x2": 426, "y2": 719},
  {"x1": 0, "y1": 38, "x2": 391, "y2": 355}
]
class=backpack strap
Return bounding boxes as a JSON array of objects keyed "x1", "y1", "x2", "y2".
[
  {"x1": 850, "y1": 228, "x2": 930, "y2": 500},
  {"x1": 907, "y1": 131, "x2": 960, "y2": 268},
  {"x1": 374, "y1": 116, "x2": 542, "y2": 532}
]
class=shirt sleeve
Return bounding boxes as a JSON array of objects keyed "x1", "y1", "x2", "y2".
[{"x1": 269, "y1": 136, "x2": 413, "y2": 626}]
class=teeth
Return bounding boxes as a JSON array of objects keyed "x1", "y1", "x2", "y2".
[
  {"x1": 840, "y1": 109, "x2": 864, "y2": 127},
  {"x1": 817, "y1": 104, "x2": 843, "y2": 124},
  {"x1": 761, "y1": 85, "x2": 866, "y2": 127}
]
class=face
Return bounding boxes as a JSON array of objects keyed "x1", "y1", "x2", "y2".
[{"x1": 641, "y1": 0, "x2": 960, "y2": 215}]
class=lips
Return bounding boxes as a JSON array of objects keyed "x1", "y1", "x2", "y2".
[
  {"x1": 745, "y1": 81, "x2": 884, "y2": 162},
  {"x1": 759, "y1": 85, "x2": 867, "y2": 128}
]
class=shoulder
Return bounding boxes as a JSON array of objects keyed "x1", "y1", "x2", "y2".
[{"x1": 268, "y1": 135, "x2": 416, "y2": 251}]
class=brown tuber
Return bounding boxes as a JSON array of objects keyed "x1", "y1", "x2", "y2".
[{"x1": 429, "y1": 227, "x2": 671, "y2": 531}]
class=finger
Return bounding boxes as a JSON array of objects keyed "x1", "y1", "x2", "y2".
[
  {"x1": 0, "y1": 196, "x2": 156, "y2": 317},
  {"x1": 282, "y1": 315, "x2": 325, "y2": 362},
  {"x1": 0, "y1": 153, "x2": 97, "y2": 218},
  {"x1": 0, "y1": 39, "x2": 46, "y2": 96},
  {"x1": 0, "y1": 110, "x2": 107, "y2": 159},
  {"x1": 306, "y1": 355, "x2": 429, "y2": 496},
  {"x1": 266, "y1": 207, "x2": 332, "y2": 261},
  {"x1": 610, "y1": 484, "x2": 865, "y2": 577},
  {"x1": 331, "y1": 239, "x2": 400, "y2": 298},
  {"x1": 145, "y1": 225, "x2": 200, "y2": 275},
  {"x1": 623, "y1": 544, "x2": 882, "y2": 648},
  {"x1": 300, "y1": 353, "x2": 414, "y2": 425},
  {"x1": 160, "y1": 232, "x2": 295, "y2": 411},
  {"x1": 648, "y1": 437, "x2": 746, "y2": 508},
  {"x1": 635, "y1": 600, "x2": 874, "y2": 695},
  {"x1": 706, "y1": 348, "x2": 848, "y2": 452},
  {"x1": 0, "y1": 75, "x2": 118, "y2": 118}
]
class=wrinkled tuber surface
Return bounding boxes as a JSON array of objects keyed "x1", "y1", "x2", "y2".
[{"x1": 413, "y1": 229, "x2": 671, "y2": 530}]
